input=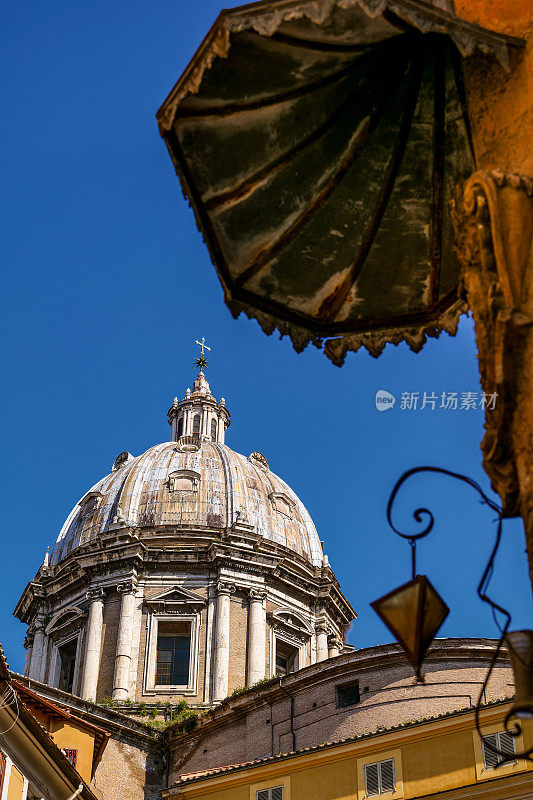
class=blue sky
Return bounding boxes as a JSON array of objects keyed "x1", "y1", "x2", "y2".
[{"x1": 2, "y1": 0, "x2": 531, "y2": 675}]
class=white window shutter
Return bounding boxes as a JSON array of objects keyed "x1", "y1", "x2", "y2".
[
  {"x1": 364, "y1": 763, "x2": 380, "y2": 797},
  {"x1": 380, "y1": 759, "x2": 395, "y2": 793}
]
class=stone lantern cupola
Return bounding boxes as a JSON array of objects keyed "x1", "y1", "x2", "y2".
[{"x1": 168, "y1": 370, "x2": 230, "y2": 443}]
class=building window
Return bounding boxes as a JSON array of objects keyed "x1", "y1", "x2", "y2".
[
  {"x1": 177, "y1": 418, "x2": 183, "y2": 438},
  {"x1": 482, "y1": 731, "x2": 517, "y2": 768},
  {"x1": 336, "y1": 681, "x2": 360, "y2": 708},
  {"x1": 364, "y1": 759, "x2": 395, "y2": 797},
  {"x1": 257, "y1": 787, "x2": 284, "y2": 800},
  {"x1": 211, "y1": 419, "x2": 217, "y2": 440},
  {"x1": 63, "y1": 749, "x2": 78, "y2": 768},
  {"x1": 192, "y1": 414, "x2": 201, "y2": 434},
  {"x1": 274, "y1": 496, "x2": 291, "y2": 516},
  {"x1": 155, "y1": 621, "x2": 191, "y2": 686},
  {"x1": 168, "y1": 470, "x2": 199, "y2": 493},
  {"x1": 58, "y1": 639, "x2": 77, "y2": 694},
  {"x1": 275, "y1": 639, "x2": 298, "y2": 677},
  {"x1": 172, "y1": 476, "x2": 194, "y2": 492}
]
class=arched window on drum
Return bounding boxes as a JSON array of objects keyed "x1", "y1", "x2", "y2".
[
  {"x1": 177, "y1": 417, "x2": 183, "y2": 438},
  {"x1": 210, "y1": 419, "x2": 217, "y2": 441},
  {"x1": 192, "y1": 414, "x2": 201, "y2": 435}
]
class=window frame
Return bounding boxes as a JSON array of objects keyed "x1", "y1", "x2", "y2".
[
  {"x1": 473, "y1": 722, "x2": 525, "y2": 781},
  {"x1": 256, "y1": 787, "x2": 284, "y2": 800},
  {"x1": 50, "y1": 631, "x2": 82, "y2": 696},
  {"x1": 270, "y1": 633, "x2": 303, "y2": 679},
  {"x1": 482, "y1": 731, "x2": 517, "y2": 769},
  {"x1": 250, "y1": 776, "x2": 290, "y2": 800},
  {"x1": 143, "y1": 612, "x2": 200, "y2": 695},
  {"x1": 357, "y1": 749, "x2": 403, "y2": 800},
  {"x1": 168, "y1": 470, "x2": 200, "y2": 494},
  {"x1": 364, "y1": 759, "x2": 395, "y2": 797},
  {"x1": 336, "y1": 680, "x2": 361, "y2": 709}
]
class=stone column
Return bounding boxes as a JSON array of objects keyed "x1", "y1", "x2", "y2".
[
  {"x1": 315, "y1": 625, "x2": 329, "y2": 663},
  {"x1": 81, "y1": 588, "x2": 105, "y2": 701},
  {"x1": 112, "y1": 581, "x2": 137, "y2": 700},
  {"x1": 247, "y1": 589, "x2": 266, "y2": 687},
  {"x1": 213, "y1": 581, "x2": 235, "y2": 701},
  {"x1": 29, "y1": 615, "x2": 47, "y2": 682},
  {"x1": 23, "y1": 635, "x2": 33, "y2": 678}
]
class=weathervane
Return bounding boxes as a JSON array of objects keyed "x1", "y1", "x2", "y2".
[{"x1": 194, "y1": 337, "x2": 211, "y2": 371}]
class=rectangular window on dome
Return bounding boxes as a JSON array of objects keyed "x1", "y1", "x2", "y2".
[
  {"x1": 174, "y1": 477, "x2": 194, "y2": 491},
  {"x1": 58, "y1": 639, "x2": 77, "y2": 694},
  {"x1": 155, "y1": 622, "x2": 191, "y2": 686},
  {"x1": 275, "y1": 639, "x2": 298, "y2": 677},
  {"x1": 274, "y1": 497, "x2": 291, "y2": 516}
]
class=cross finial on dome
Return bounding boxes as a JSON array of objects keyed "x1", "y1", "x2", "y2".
[{"x1": 194, "y1": 337, "x2": 211, "y2": 371}]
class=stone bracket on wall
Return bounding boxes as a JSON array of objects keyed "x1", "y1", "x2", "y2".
[{"x1": 453, "y1": 169, "x2": 533, "y2": 516}]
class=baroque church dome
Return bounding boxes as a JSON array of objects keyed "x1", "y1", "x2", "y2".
[
  {"x1": 50, "y1": 371, "x2": 323, "y2": 568},
  {"x1": 16, "y1": 365, "x2": 354, "y2": 707}
]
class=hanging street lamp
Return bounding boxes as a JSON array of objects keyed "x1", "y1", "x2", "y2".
[{"x1": 374, "y1": 466, "x2": 533, "y2": 765}]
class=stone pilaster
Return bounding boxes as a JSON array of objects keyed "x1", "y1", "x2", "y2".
[
  {"x1": 81, "y1": 588, "x2": 105, "y2": 701},
  {"x1": 112, "y1": 580, "x2": 137, "y2": 700},
  {"x1": 213, "y1": 581, "x2": 235, "y2": 701},
  {"x1": 29, "y1": 615, "x2": 47, "y2": 682},
  {"x1": 23, "y1": 634, "x2": 34, "y2": 678},
  {"x1": 247, "y1": 589, "x2": 266, "y2": 687}
]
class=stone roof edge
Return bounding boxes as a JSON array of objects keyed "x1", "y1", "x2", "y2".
[
  {"x1": 167, "y1": 637, "x2": 509, "y2": 742},
  {"x1": 10, "y1": 672, "x2": 163, "y2": 749},
  {"x1": 170, "y1": 697, "x2": 514, "y2": 789}
]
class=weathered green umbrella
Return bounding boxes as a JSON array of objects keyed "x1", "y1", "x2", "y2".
[{"x1": 157, "y1": 0, "x2": 521, "y2": 363}]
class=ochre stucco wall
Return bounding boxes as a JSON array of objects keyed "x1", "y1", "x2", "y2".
[
  {"x1": 49, "y1": 721, "x2": 95, "y2": 783},
  {"x1": 453, "y1": 0, "x2": 532, "y2": 174},
  {"x1": 6, "y1": 766, "x2": 24, "y2": 800}
]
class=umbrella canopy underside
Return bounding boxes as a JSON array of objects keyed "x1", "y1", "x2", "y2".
[{"x1": 157, "y1": 0, "x2": 522, "y2": 363}]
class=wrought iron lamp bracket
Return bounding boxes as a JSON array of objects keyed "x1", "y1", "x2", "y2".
[{"x1": 386, "y1": 465, "x2": 533, "y2": 765}]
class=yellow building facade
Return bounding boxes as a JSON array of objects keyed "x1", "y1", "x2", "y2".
[{"x1": 165, "y1": 703, "x2": 533, "y2": 800}]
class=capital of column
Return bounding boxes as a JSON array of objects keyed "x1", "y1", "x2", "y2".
[
  {"x1": 248, "y1": 588, "x2": 267, "y2": 602},
  {"x1": 86, "y1": 587, "x2": 105, "y2": 602},
  {"x1": 315, "y1": 624, "x2": 330, "y2": 635},
  {"x1": 117, "y1": 579, "x2": 137, "y2": 595},
  {"x1": 33, "y1": 614, "x2": 47, "y2": 634},
  {"x1": 216, "y1": 581, "x2": 236, "y2": 596},
  {"x1": 24, "y1": 633, "x2": 34, "y2": 650}
]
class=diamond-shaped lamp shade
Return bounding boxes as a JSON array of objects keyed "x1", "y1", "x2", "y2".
[
  {"x1": 371, "y1": 575, "x2": 449, "y2": 680},
  {"x1": 505, "y1": 630, "x2": 533, "y2": 720}
]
